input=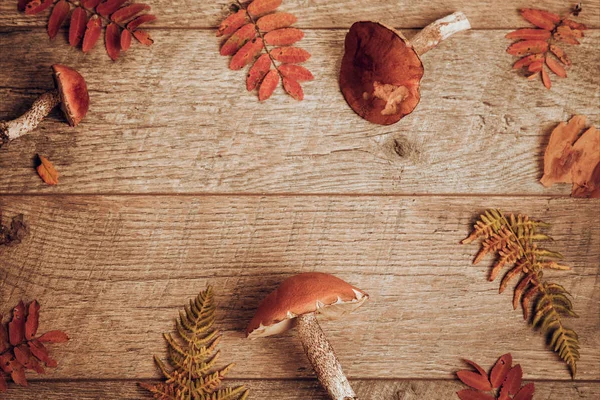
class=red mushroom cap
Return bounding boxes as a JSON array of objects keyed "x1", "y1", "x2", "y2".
[
  {"x1": 339, "y1": 21, "x2": 424, "y2": 125},
  {"x1": 247, "y1": 272, "x2": 368, "y2": 339},
  {"x1": 52, "y1": 64, "x2": 89, "y2": 127}
]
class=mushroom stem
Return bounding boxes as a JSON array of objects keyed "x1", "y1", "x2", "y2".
[
  {"x1": 296, "y1": 313, "x2": 357, "y2": 400},
  {"x1": 410, "y1": 12, "x2": 471, "y2": 56},
  {"x1": 0, "y1": 90, "x2": 61, "y2": 147}
]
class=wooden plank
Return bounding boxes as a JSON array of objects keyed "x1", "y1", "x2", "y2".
[
  {"x1": 1, "y1": 0, "x2": 599, "y2": 29},
  {"x1": 3, "y1": 379, "x2": 600, "y2": 399},
  {"x1": 0, "y1": 30, "x2": 598, "y2": 194},
  {"x1": 0, "y1": 196, "x2": 598, "y2": 380}
]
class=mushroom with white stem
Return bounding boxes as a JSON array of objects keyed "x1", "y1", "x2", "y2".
[
  {"x1": 0, "y1": 64, "x2": 89, "y2": 148},
  {"x1": 247, "y1": 272, "x2": 369, "y2": 400},
  {"x1": 340, "y1": 12, "x2": 471, "y2": 125}
]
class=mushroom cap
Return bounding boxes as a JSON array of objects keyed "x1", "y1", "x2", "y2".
[
  {"x1": 247, "y1": 272, "x2": 368, "y2": 339},
  {"x1": 339, "y1": 21, "x2": 424, "y2": 125},
  {"x1": 52, "y1": 64, "x2": 89, "y2": 127}
]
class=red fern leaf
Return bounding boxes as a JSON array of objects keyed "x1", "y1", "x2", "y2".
[
  {"x1": 264, "y1": 28, "x2": 304, "y2": 45},
  {"x1": 278, "y1": 64, "x2": 313, "y2": 81},
  {"x1": 69, "y1": 7, "x2": 87, "y2": 47},
  {"x1": 247, "y1": 53, "x2": 271, "y2": 91},
  {"x1": 271, "y1": 47, "x2": 310, "y2": 63},
  {"x1": 256, "y1": 12, "x2": 297, "y2": 32},
  {"x1": 217, "y1": 9, "x2": 247, "y2": 37},
  {"x1": 248, "y1": 0, "x2": 282, "y2": 17},
  {"x1": 259, "y1": 69, "x2": 279, "y2": 101},
  {"x1": 111, "y1": 3, "x2": 150, "y2": 23},
  {"x1": 120, "y1": 29, "x2": 132, "y2": 50},
  {"x1": 230, "y1": 37, "x2": 264, "y2": 70},
  {"x1": 105, "y1": 22, "x2": 121, "y2": 60},
  {"x1": 47, "y1": 0, "x2": 70, "y2": 40},
  {"x1": 133, "y1": 30, "x2": 153, "y2": 46},
  {"x1": 127, "y1": 14, "x2": 156, "y2": 30},
  {"x1": 82, "y1": 15, "x2": 102, "y2": 52},
  {"x1": 25, "y1": 0, "x2": 53, "y2": 15},
  {"x1": 506, "y1": 40, "x2": 549, "y2": 56},
  {"x1": 81, "y1": 0, "x2": 101, "y2": 7},
  {"x1": 282, "y1": 77, "x2": 303, "y2": 100},
  {"x1": 96, "y1": 0, "x2": 128, "y2": 17},
  {"x1": 220, "y1": 23, "x2": 256, "y2": 56}
]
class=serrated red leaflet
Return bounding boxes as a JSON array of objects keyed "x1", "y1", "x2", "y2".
[
  {"x1": 456, "y1": 370, "x2": 492, "y2": 391},
  {"x1": 282, "y1": 77, "x2": 303, "y2": 100},
  {"x1": 498, "y1": 385, "x2": 509, "y2": 400},
  {"x1": 81, "y1": 0, "x2": 101, "y2": 8},
  {"x1": 247, "y1": 53, "x2": 271, "y2": 91},
  {"x1": 271, "y1": 47, "x2": 311, "y2": 63},
  {"x1": 38, "y1": 330, "x2": 69, "y2": 343},
  {"x1": 8, "y1": 301, "x2": 25, "y2": 346},
  {"x1": 17, "y1": 0, "x2": 29, "y2": 12},
  {"x1": 14, "y1": 344, "x2": 44, "y2": 374},
  {"x1": 264, "y1": 27, "x2": 304, "y2": 45},
  {"x1": 105, "y1": 22, "x2": 121, "y2": 61},
  {"x1": 47, "y1": 0, "x2": 70, "y2": 40},
  {"x1": 462, "y1": 359, "x2": 488, "y2": 377},
  {"x1": 69, "y1": 7, "x2": 87, "y2": 47},
  {"x1": 111, "y1": 3, "x2": 150, "y2": 23},
  {"x1": 127, "y1": 14, "x2": 156, "y2": 30},
  {"x1": 133, "y1": 30, "x2": 153, "y2": 45},
  {"x1": 120, "y1": 29, "x2": 132, "y2": 50},
  {"x1": 28, "y1": 340, "x2": 57, "y2": 367},
  {"x1": 456, "y1": 390, "x2": 495, "y2": 400},
  {"x1": 220, "y1": 23, "x2": 256, "y2": 56},
  {"x1": 520, "y1": 8, "x2": 558, "y2": 30},
  {"x1": 562, "y1": 19, "x2": 587, "y2": 30},
  {"x1": 25, "y1": 301, "x2": 40, "y2": 340},
  {"x1": 230, "y1": 37, "x2": 264, "y2": 70},
  {"x1": 505, "y1": 28, "x2": 551, "y2": 41},
  {"x1": 549, "y1": 45, "x2": 571, "y2": 66},
  {"x1": 541, "y1": 67, "x2": 551, "y2": 89},
  {"x1": 506, "y1": 40, "x2": 549, "y2": 56},
  {"x1": 513, "y1": 382, "x2": 535, "y2": 400},
  {"x1": 82, "y1": 15, "x2": 102, "y2": 52},
  {"x1": 25, "y1": 0, "x2": 53, "y2": 15},
  {"x1": 217, "y1": 9, "x2": 247, "y2": 37},
  {"x1": 513, "y1": 54, "x2": 544, "y2": 69},
  {"x1": 545, "y1": 55, "x2": 567, "y2": 77},
  {"x1": 554, "y1": 26, "x2": 580, "y2": 45},
  {"x1": 256, "y1": 12, "x2": 297, "y2": 32},
  {"x1": 248, "y1": 0, "x2": 282, "y2": 17},
  {"x1": 279, "y1": 64, "x2": 313, "y2": 81},
  {"x1": 259, "y1": 69, "x2": 279, "y2": 101},
  {"x1": 490, "y1": 354, "x2": 512, "y2": 389},
  {"x1": 10, "y1": 367, "x2": 26, "y2": 387},
  {"x1": 96, "y1": 0, "x2": 128, "y2": 17},
  {"x1": 504, "y1": 364, "x2": 523, "y2": 395}
]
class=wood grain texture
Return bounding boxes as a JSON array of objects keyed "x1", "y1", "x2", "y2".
[
  {"x1": 0, "y1": 30, "x2": 598, "y2": 194},
  {"x1": 1, "y1": 196, "x2": 598, "y2": 381},
  {"x1": 1, "y1": 0, "x2": 599, "y2": 29},
  {"x1": 3, "y1": 379, "x2": 600, "y2": 399}
]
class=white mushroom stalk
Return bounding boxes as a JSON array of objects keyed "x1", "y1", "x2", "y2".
[{"x1": 410, "y1": 12, "x2": 471, "y2": 56}]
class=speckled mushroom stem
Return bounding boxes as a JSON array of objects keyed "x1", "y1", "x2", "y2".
[
  {"x1": 296, "y1": 313, "x2": 357, "y2": 400},
  {"x1": 0, "y1": 90, "x2": 61, "y2": 147},
  {"x1": 410, "y1": 12, "x2": 471, "y2": 56}
]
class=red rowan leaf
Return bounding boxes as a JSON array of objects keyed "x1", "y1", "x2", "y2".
[
  {"x1": 554, "y1": 25, "x2": 580, "y2": 45},
  {"x1": 82, "y1": 15, "x2": 102, "y2": 52},
  {"x1": 25, "y1": 301, "x2": 40, "y2": 340},
  {"x1": 25, "y1": 0, "x2": 53, "y2": 15},
  {"x1": 271, "y1": 46, "x2": 310, "y2": 63},
  {"x1": 126, "y1": 14, "x2": 156, "y2": 30},
  {"x1": 259, "y1": 69, "x2": 279, "y2": 101},
  {"x1": 120, "y1": 29, "x2": 132, "y2": 51},
  {"x1": 520, "y1": 8, "x2": 559, "y2": 30},
  {"x1": 14, "y1": 344, "x2": 44, "y2": 374},
  {"x1": 504, "y1": 365, "x2": 523, "y2": 395},
  {"x1": 541, "y1": 67, "x2": 551, "y2": 89},
  {"x1": 498, "y1": 385, "x2": 509, "y2": 400},
  {"x1": 217, "y1": 9, "x2": 248, "y2": 37},
  {"x1": 505, "y1": 28, "x2": 551, "y2": 41},
  {"x1": 28, "y1": 340, "x2": 57, "y2": 367},
  {"x1": 69, "y1": 7, "x2": 87, "y2": 47},
  {"x1": 264, "y1": 27, "x2": 304, "y2": 45},
  {"x1": 513, "y1": 383, "x2": 535, "y2": 400},
  {"x1": 230, "y1": 37, "x2": 264, "y2": 70},
  {"x1": 96, "y1": 0, "x2": 128, "y2": 17},
  {"x1": 0, "y1": 353, "x2": 16, "y2": 373},
  {"x1": 256, "y1": 12, "x2": 297, "y2": 32},
  {"x1": 220, "y1": 23, "x2": 256, "y2": 56},
  {"x1": 279, "y1": 64, "x2": 313, "y2": 81},
  {"x1": 133, "y1": 30, "x2": 153, "y2": 46},
  {"x1": 490, "y1": 353, "x2": 512, "y2": 388},
  {"x1": 47, "y1": 0, "x2": 70, "y2": 40},
  {"x1": 105, "y1": 22, "x2": 121, "y2": 60},
  {"x1": 8, "y1": 302, "x2": 26, "y2": 346},
  {"x1": 462, "y1": 359, "x2": 487, "y2": 377},
  {"x1": 549, "y1": 44, "x2": 571, "y2": 66},
  {"x1": 38, "y1": 330, "x2": 69, "y2": 343},
  {"x1": 562, "y1": 19, "x2": 587, "y2": 31},
  {"x1": 512, "y1": 54, "x2": 544, "y2": 69},
  {"x1": 81, "y1": 0, "x2": 101, "y2": 7},
  {"x1": 247, "y1": 53, "x2": 271, "y2": 91},
  {"x1": 456, "y1": 370, "x2": 492, "y2": 391},
  {"x1": 456, "y1": 390, "x2": 495, "y2": 400},
  {"x1": 248, "y1": 0, "x2": 282, "y2": 17},
  {"x1": 111, "y1": 3, "x2": 150, "y2": 23},
  {"x1": 545, "y1": 55, "x2": 567, "y2": 77},
  {"x1": 282, "y1": 77, "x2": 303, "y2": 100},
  {"x1": 10, "y1": 367, "x2": 26, "y2": 387},
  {"x1": 506, "y1": 40, "x2": 549, "y2": 56}
]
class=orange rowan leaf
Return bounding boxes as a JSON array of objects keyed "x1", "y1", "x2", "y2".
[
  {"x1": 527, "y1": 60, "x2": 543, "y2": 72},
  {"x1": 69, "y1": 7, "x2": 87, "y2": 47},
  {"x1": 264, "y1": 27, "x2": 304, "y2": 45},
  {"x1": 549, "y1": 44, "x2": 571, "y2": 65},
  {"x1": 562, "y1": 19, "x2": 587, "y2": 30},
  {"x1": 36, "y1": 155, "x2": 59, "y2": 185},
  {"x1": 520, "y1": 8, "x2": 559, "y2": 30},
  {"x1": 217, "y1": 9, "x2": 248, "y2": 37},
  {"x1": 259, "y1": 69, "x2": 279, "y2": 101},
  {"x1": 8, "y1": 302, "x2": 26, "y2": 346},
  {"x1": 220, "y1": 23, "x2": 256, "y2": 56},
  {"x1": 490, "y1": 354, "x2": 512, "y2": 389},
  {"x1": 506, "y1": 40, "x2": 549, "y2": 56},
  {"x1": 456, "y1": 390, "x2": 495, "y2": 400},
  {"x1": 25, "y1": 301, "x2": 40, "y2": 340},
  {"x1": 456, "y1": 370, "x2": 492, "y2": 391},
  {"x1": 37, "y1": 331, "x2": 69, "y2": 344},
  {"x1": 247, "y1": 53, "x2": 271, "y2": 91},
  {"x1": 282, "y1": 77, "x2": 303, "y2": 100},
  {"x1": 279, "y1": 64, "x2": 313, "y2": 81},
  {"x1": 47, "y1": 0, "x2": 70, "y2": 40},
  {"x1": 25, "y1": 0, "x2": 52, "y2": 15},
  {"x1": 545, "y1": 55, "x2": 566, "y2": 77},
  {"x1": 82, "y1": 16, "x2": 102, "y2": 52},
  {"x1": 512, "y1": 54, "x2": 544, "y2": 69},
  {"x1": 96, "y1": 0, "x2": 128, "y2": 17},
  {"x1": 127, "y1": 14, "x2": 156, "y2": 31},
  {"x1": 271, "y1": 46, "x2": 310, "y2": 63},
  {"x1": 513, "y1": 383, "x2": 535, "y2": 400},
  {"x1": 111, "y1": 3, "x2": 150, "y2": 23},
  {"x1": 230, "y1": 37, "x2": 264, "y2": 70},
  {"x1": 554, "y1": 25, "x2": 580, "y2": 45},
  {"x1": 256, "y1": 12, "x2": 297, "y2": 32},
  {"x1": 505, "y1": 28, "x2": 551, "y2": 41},
  {"x1": 133, "y1": 30, "x2": 153, "y2": 46},
  {"x1": 248, "y1": 0, "x2": 282, "y2": 17},
  {"x1": 10, "y1": 367, "x2": 26, "y2": 387},
  {"x1": 120, "y1": 29, "x2": 132, "y2": 51},
  {"x1": 81, "y1": 0, "x2": 101, "y2": 7},
  {"x1": 105, "y1": 22, "x2": 121, "y2": 61}
]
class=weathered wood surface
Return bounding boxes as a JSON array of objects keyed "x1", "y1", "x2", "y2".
[
  {"x1": 3, "y1": 379, "x2": 600, "y2": 399},
  {"x1": 1, "y1": 196, "x2": 598, "y2": 381},
  {"x1": 1, "y1": 0, "x2": 599, "y2": 29},
  {"x1": 0, "y1": 30, "x2": 598, "y2": 194}
]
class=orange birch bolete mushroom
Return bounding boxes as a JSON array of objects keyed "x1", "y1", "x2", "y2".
[
  {"x1": 340, "y1": 12, "x2": 471, "y2": 125},
  {"x1": 247, "y1": 272, "x2": 369, "y2": 400},
  {"x1": 0, "y1": 65, "x2": 89, "y2": 148}
]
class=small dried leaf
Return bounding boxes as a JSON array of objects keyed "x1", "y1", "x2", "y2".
[
  {"x1": 457, "y1": 370, "x2": 492, "y2": 391},
  {"x1": 127, "y1": 14, "x2": 157, "y2": 31},
  {"x1": 8, "y1": 302, "x2": 26, "y2": 346},
  {"x1": 25, "y1": 0, "x2": 53, "y2": 15},
  {"x1": 259, "y1": 69, "x2": 279, "y2": 101},
  {"x1": 81, "y1": 0, "x2": 101, "y2": 7},
  {"x1": 456, "y1": 390, "x2": 495, "y2": 400},
  {"x1": 111, "y1": 3, "x2": 150, "y2": 23},
  {"x1": 25, "y1": 301, "x2": 40, "y2": 340},
  {"x1": 549, "y1": 44, "x2": 571, "y2": 66},
  {"x1": 47, "y1": 0, "x2": 70, "y2": 40},
  {"x1": 270, "y1": 46, "x2": 310, "y2": 63},
  {"x1": 506, "y1": 40, "x2": 549, "y2": 56},
  {"x1": 562, "y1": 19, "x2": 587, "y2": 31},
  {"x1": 504, "y1": 365, "x2": 523, "y2": 395},
  {"x1": 527, "y1": 60, "x2": 543, "y2": 72},
  {"x1": 247, "y1": 53, "x2": 271, "y2": 91},
  {"x1": 513, "y1": 382, "x2": 535, "y2": 400},
  {"x1": 120, "y1": 29, "x2": 132, "y2": 51},
  {"x1": 96, "y1": 0, "x2": 128, "y2": 17},
  {"x1": 217, "y1": 9, "x2": 247, "y2": 37},
  {"x1": 229, "y1": 37, "x2": 264, "y2": 70},
  {"x1": 82, "y1": 16, "x2": 102, "y2": 53},
  {"x1": 220, "y1": 23, "x2": 256, "y2": 56},
  {"x1": 105, "y1": 22, "x2": 121, "y2": 61},
  {"x1": 28, "y1": 340, "x2": 57, "y2": 367},
  {"x1": 512, "y1": 54, "x2": 544, "y2": 69},
  {"x1": 490, "y1": 353, "x2": 512, "y2": 388},
  {"x1": 520, "y1": 8, "x2": 559, "y2": 30},
  {"x1": 38, "y1": 330, "x2": 69, "y2": 343},
  {"x1": 505, "y1": 28, "x2": 551, "y2": 41},
  {"x1": 554, "y1": 26, "x2": 580, "y2": 45},
  {"x1": 248, "y1": 0, "x2": 282, "y2": 17},
  {"x1": 264, "y1": 27, "x2": 304, "y2": 45},
  {"x1": 545, "y1": 55, "x2": 567, "y2": 78},
  {"x1": 132, "y1": 30, "x2": 153, "y2": 46},
  {"x1": 282, "y1": 77, "x2": 303, "y2": 100},
  {"x1": 498, "y1": 385, "x2": 510, "y2": 400},
  {"x1": 463, "y1": 359, "x2": 487, "y2": 377},
  {"x1": 15, "y1": 344, "x2": 44, "y2": 374},
  {"x1": 37, "y1": 156, "x2": 59, "y2": 185},
  {"x1": 69, "y1": 7, "x2": 88, "y2": 47},
  {"x1": 10, "y1": 367, "x2": 27, "y2": 387},
  {"x1": 256, "y1": 12, "x2": 297, "y2": 32},
  {"x1": 279, "y1": 64, "x2": 313, "y2": 81},
  {"x1": 513, "y1": 274, "x2": 534, "y2": 309}
]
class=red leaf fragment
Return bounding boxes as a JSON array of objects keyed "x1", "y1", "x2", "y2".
[
  {"x1": 25, "y1": 0, "x2": 53, "y2": 15},
  {"x1": 541, "y1": 67, "x2": 551, "y2": 89},
  {"x1": 38, "y1": 330, "x2": 69, "y2": 343},
  {"x1": 554, "y1": 25, "x2": 580, "y2": 45},
  {"x1": 259, "y1": 69, "x2": 279, "y2": 101},
  {"x1": 14, "y1": 344, "x2": 44, "y2": 374},
  {"x1": 527, "y1": 61, "x2": 543, "y2": 72},
  {"x1": 520, "y1": 8, "x2": 559, "y2": 30},
  {"x1": 271, "y1": 46, "x2": 310, "y2": 63},
  {"x1": 105, "y1": 22, "x2": 121, "y2": 61},
  {"x1": 0, "y1": 319, "x2": 8, "y2": 353},
  {"x1": 248, "y1": 0, "x2": 282, "y2": 17},
  {"x1": 247, "y1": 53, "x2": 271, "y2": 91},
  {"x1": 505, "y1": 28, "x2": 551, "y2": 41},
  {"x1": 264, "y1": 27, "x2": 304, "y2": 45},
  {"x1": 230, "y1": 37, "x2": 264, "y2": 70},
  {"x1": 498, "y1": 385, "x2": 510, "y2": 400},
  {"x1": 549, "y1": 44, "x2": 571, "y2": 66},
  {"x1": 490, "y1": 353, "x2": 512, "y2": 388},
  {"x1": 562, "y1": 19, "x2": 587, "y2": 31},
  {"x1": 456, "y1": 389, "x2": 495, "y2": 400},
  {"x1": 69, "y1": 7, "x2": 88, "y2": 47},
  {"x1": 120, "y1": 29, "x2": 132, "y2": 51},
  {"x1": 111, "y1": 3, "x2": 150, "y2": 23},
  {"x1": 504, "y1": 364, "x2": 523, "y2": 395},
  {"x1": 463, "y1": 359, "x2": 488, "y2": 377},
  {"x1": 28, "y1": 340, "x2": 57, "y2": 367},
  {"x1": 220, "y1": 23, "x2": 256, "y2": 56},
  {"x1": 96, "y1": 0, "x2": 128, "y2": 17},
  {"x1": 256, "y1": 12, "x2": 297, "y2": 32},
  {"x1": 546, "y1": 55, "x2": 567, "y2": 78},
  {"x1": 0, "y1": 353, "x2": 16, "y2": 373},
  {"x1": 81, "y1": 0, "x2": 101, "y2": 8},
  {"x1": 133, "y1": 30, "x2": 153, "y2": 46},
  {"x1": 10, "y1": 367, "x2": 26, "y2": 387},
  {"x1": 25, "y1": 300, "x2": 40, "y2": 340},
  {"x1": 506, "y1": 40, "x2": 549, "y2": 56},
  {"x1": 217, "y1": 9, "x2": 248, "y2": 37},
  {"x1": 47, "y1": 0, "x2": 70, "y2": 40},
  {"x1": 127, "y1": 14, "x2": 156, "y2": 30},
  {"x1": 279, "y1": 64, "x2": 313, "y2": 81},
  {"x1": 512, "y1": 54, "x2": 544, "y2": 69},
  {"x1": 8, "y1": 301, "x2": 26, "y2": 346},
  {"x1": 282, "y1": 77, "x2": 303, "y2": 100},
  {"x1": 82, "y1": 16, "x2": 102, "y2": 52},
  {"x1": 456, "y1": 370, "x2": 492, "y2": 391},
  {"x1": 513, "y1": 382, "x2": 535, "y2": 400}
]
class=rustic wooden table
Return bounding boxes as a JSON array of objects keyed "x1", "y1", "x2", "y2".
[{"x1": 1, "y1": 0, "x2": 599, "y2": 399}]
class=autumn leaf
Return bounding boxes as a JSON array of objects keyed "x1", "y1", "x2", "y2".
[
  {"x1": 82, "y1": 16, "x2": 102, "y2": 52},
  {"x1": 256, "y1": 12, "x2": 297, "y2": 32},
  {"x1": 38, "y1": 330, "x2": 70, "y2": 343},
  {"x1": 217, "y1": 9, "x2": 247, "y2": 37},
  {"x1": 230, "y1": 38, "x2": 264, "y2": 70},
  {"x1": 506, "y1": 40, "x2": 549, "y2": 56},
  {"x1": 8, "y1": 302, "x2": 26, "y2": 346},
  {"x1": 121, "y1": 29, "x2": 132, "y2": 51},
  {"x1": 259, "y1": 69, "x2": 280, "y2": 101},
  {"x1": 282, "y1": 77, "x2": 303, "y2": 100},
  {"x1": 133, "y1": 30, "x2": 153, "y2": 46},
  {"x1": 105, "y1": 22, "x2": 121, "y2": 61},
  {"x1": 248, "y1": 0, "x2": 282, "y2": 16},
  {"x1": 490, "y1": 354, "x2": 512, "y2": 388},
  {"x1": 504, "y1": 365, "x2": 523, "y2": 395},
  {"x1": 505, "y1": 28, "x2": 551, "y2": 41},
  {"x1": 457, "y1": 370, "x2": 492, "y2": 391},
  {"x1": 513, "y1": 383, "x2": 535, "y2": 400},
  {"x1": 47, "y1": 0, "x2": 70, "y2": 40},
  {"x1": 69, "y1": 7, "x2": 88, "y2": 47},
  {"x1": 270, "y1": 46, "x2": 311, "y2": 63},
  {"x1": 541, "y1": 67, "x2": 551, "y2": 88},
  {"x1": 279, "y1": 64, "x2": 314, "y2": 81},
  {"x1": 111, "y1": 3, "x2": 151, "y2": 23},
  {"x1": 25, "y1": 301, "x2": 40, "y2": 340},
  {"x1": 247, "y1": 53, "x2": 271, "y2": 91},
  {"x1": 264, "y1": 27, "x2": 304, "y2": 45},
  {"x1": 127, "y1": 14, "x2": 157, "y2": 31},
  {"x1": 36, "y1": 155, "x2": 59, "y2": 185},
  {"x1": 545, "y1": 55, "x2": 566, "y2": 77}
]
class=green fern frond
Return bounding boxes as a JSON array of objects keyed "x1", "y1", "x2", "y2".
[
  {"x1": 463, "y1": 209, "x2": 580, "y2": 378},
  {"x1": 142, "y1": 287, "x2": 248, "y2": 399}
]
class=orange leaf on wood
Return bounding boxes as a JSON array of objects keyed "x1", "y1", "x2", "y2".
[
  {"x1": 127, "y1": 14, "x2": 156, "y2": 31},
  {"x1": 47, "y1": 0, "x2": 70, "y2": 40},
  {"x1": 506, "y1": 40, "x2": 549, "y2": 56},
  {"x1": 248, "y1": 0, "x2": 282, "y2": 17},
  {"x1": 120, "y1": 29, "x2": 132, "y2": 51},
  {"x1": 69, "y1": 7, "x2": 87, "y2": 47},
  {"x1": 82, "y1": 16, "x2": 102, "y2": 52},
  {"x1": 512, "y1": 54, "x2": 544, "y2": 69},
  {"x1": 111, "y1": 3, "x2": 150, "y2": 23},
  {"x1": 38, "y1": 330, "x2": 69, "y2": 344},
  {"x1": 230, "y1": 37, "x2": 264, "y2": 70},
  {"x1": 8, "y1": 302, "x2": 26, "y2": 346},
  {"x1": 133, "y1": 30, "x2": 153, "y2": 46},
  {"x1": 505, "y1": 28, "x2": 551, "y2": 41},
  {"x1": 554, "y1": 26, "x2": 580, "y2": 45},
  {"x1": 25, "y1": 0, "x2": 53, "y2": 15},
  {"x1": 490, "y1": 353, "x2": 512, "y2": 389},
  {"x1": 520, "y1": 8, "x2": 559, "y2": 30},
  {"x1": 456, "y1": 390, "x2": 495, "y2": 400},
  {"x1": 259, "y1": 69, "x2": 279, "y2": 101},
  {"x1": 25, "y1": 301, "x2": 40, "y2": 340},
  {"x1": 513, "y1": 383, "x2": 535, "y2": 400},
  {"x1": 527, "y1": 60, "x2": 543, "y2": 72},
  {"x1": 96, "y1": 0, "x2": 128, "y2": 17},
  {"x1": 545, "y1": 55, "x2": 566, "y2": 77},
  {"x1": 549, "y1": 45, "x2": 571, "y2": 66},
  {"x1": 217, "y1": 9, "x2": 247, "y2": 37},
  {"x1": 513, "y1": 274, "x2": 533, "y2": 309},
  {"x1": 456, "y1": 370, "x2": 492, "y2": 391},
  {"x1": 36, "y1": 155, "x2": 59, "y2": 185},
  {"x1": 220, "y1": 23, "x2": 256, "y2": 56},
  {"x1": 256, "y1": 12, "x2": 297, "y2": 32},
  {"x1": 247, "y1": 53, "x2": 271, "y2": 91},
  {"x1": 271, "y1": 46, "x2": 310, "y2": 63},
  {"x1": 561, "y1": 19, "x2": 587, "y2": 31},
  {"x1": 279, "y1": 64, "x2": 313, "y2": 81},
  {"x1": 282, "y1": 77, "x2": 303, "y2": 100},
  {"x1": 264, "y1": 27, "x2": 304, "y2": 45}
]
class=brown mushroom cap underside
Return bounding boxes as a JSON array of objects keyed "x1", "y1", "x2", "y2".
[
  {"x1": 52, "y1": 64, "x2": 89, "y2": 127},
  {"x1": 247, "y1": 272, "x2": 368, "y2": 339},
  {"x1": 340, "y1": 21, "x2": 424, "y2": 125}
]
